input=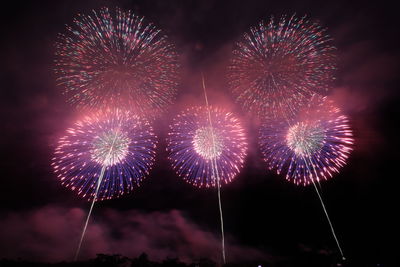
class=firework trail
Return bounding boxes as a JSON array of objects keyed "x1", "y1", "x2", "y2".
[
  {"x1": 55, "y1": 7, "x2": 180, "y2": 117},
  {"x1": 202, "y1": 75, "x2": 225, "y2": 264},
  {"x1": 167, "y1": 79, "x2": 247, "y2": 263},
  {"x1": 228, "y1": 14, "x2": 336, "y2": 119},
  {"x1": 52, "y1": 109, "x2": 157, "y2": 259},
  {"x1": 259, "y1": 95, "x2": 353, "y2": 259}
]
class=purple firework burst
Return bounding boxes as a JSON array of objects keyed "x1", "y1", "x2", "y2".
[
  {"x1": 259, "y1": 96, "x2": 353, "y2": 185},
  {"x1": 54, "y1": 7, "x2": 180, "y2": 117},
  {"x1": 228, "y1": 14, "x2": 336, "y2": 119},
  {"x1": 52, "y1": 109, "x2": 157, "y2": 201},
  {"x1": 167, "y1": 106, "x2": 248, "y2": 187}
]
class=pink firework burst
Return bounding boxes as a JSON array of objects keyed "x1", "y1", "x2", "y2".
[
  {"x1": 55, "y1": 7, "x2": 180, "y2": 117},
  {"x1": 228, "y1": 14, "x2": 336, "y2": 119},
  {"x1": 52, "y1": 109, "x2": 157, "y2": 201},
  {"x1": 166, "y1": 106, "x2": 248, "y2": 187},
  {"x1": 259, "y1": 95, "x2": 354, "y2": 185}
]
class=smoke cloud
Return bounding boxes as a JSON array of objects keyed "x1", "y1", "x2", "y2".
[{"x1": 0, "y1": 206, "x2": 268, "y2": 263}]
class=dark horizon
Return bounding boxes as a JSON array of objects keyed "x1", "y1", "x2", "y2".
[{"x1": 0, "y1": 0, "x2": 398, "y2": 266}]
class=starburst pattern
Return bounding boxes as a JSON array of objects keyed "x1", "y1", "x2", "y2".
[
  {"x1": 55, "y1": 7, "x2": 180, "y2": 117},
  {"x1": 259, "y1": 96, "x2": 353, "y2": 185},
  {"x1": 167, "y1": 106, "x2": 247, "y2": 187},
  {"x1": 228, "y1": 14, "x2": 336, "y2": 118},
  {"x1": 52, "y1": 109, "x2": 157, "y2": 200}
]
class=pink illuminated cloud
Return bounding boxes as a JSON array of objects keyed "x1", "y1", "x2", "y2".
[{"x1": 0, "y1": 206, "x2": 268, "y2": 263}]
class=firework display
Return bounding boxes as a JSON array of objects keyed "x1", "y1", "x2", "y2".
[
  {"x1": 43, "y1": 2, "x2": 361, "y2": 262},
  {"x1": 167, "y1": 106, "x2": 247, "y2": 187},
  {"x1": 259, "y1": 95, "x2": 353, "y2": 185},
  {"x1": 228, "y1": 14, "x2": 336, "y2": 119},
  {"x1": 52, "y1": 109, "x2": 157, "y2": 201},
  {"x1": 55, "y1": 7, "x2": 180, "y2": 117}
]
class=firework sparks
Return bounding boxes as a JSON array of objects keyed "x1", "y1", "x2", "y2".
[
  {"x1": 167, "y1": 106, "x2": 247, "y2": 187},
  {"x1": 54, "y1": 7, "x2": 180, "y2": 117},
  {"x1": 228, "y1": 14, "x2": 336, "y2": 118},
  {"x1": 52, "y1": 109, "x2": 157, "y2": 201},
  {"x1": 259, "y1": 95, "x2": 354, "y2": 186}
]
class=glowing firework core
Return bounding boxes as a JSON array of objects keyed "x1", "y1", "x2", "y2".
[
  {"x1": 91, "y1": 129, "x2": 131, "y2": 166},
  {"x1": 193, "y1": 127, "x2": 224, "y2": 160},
  {"x1": 286, "y1": 122, "x2": 325, "y2": 156}
]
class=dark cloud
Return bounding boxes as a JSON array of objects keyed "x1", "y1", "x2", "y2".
[{"x1": 0, "y1": 206, "x2": 269, "y2": 263}]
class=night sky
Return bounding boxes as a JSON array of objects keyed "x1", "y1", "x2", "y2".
[{"x1": 0, "y1": 0, "x2": 399, "y2": 266}]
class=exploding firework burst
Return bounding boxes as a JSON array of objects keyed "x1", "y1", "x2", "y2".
[
  {"x1": 52, "y1": 109, "x2": 157, "y2": 200},
  {"x1": 228, "y1": 14, "x2": 336, "y2": 118},
  {"x1": 55, "y1": 7, "x2": 180, "y2": 117},
  {"x1": 167, "y1": 106, "x2": 247, "y2": 187},
  {"x1": 259, "y1": 96, "x2": 353, "y2": 185}
]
